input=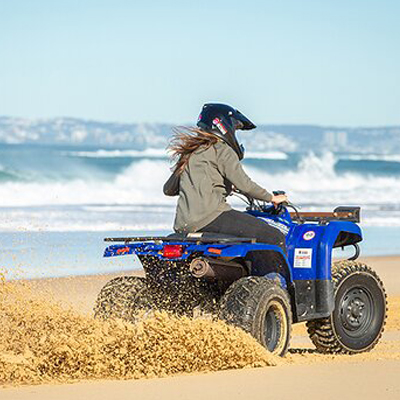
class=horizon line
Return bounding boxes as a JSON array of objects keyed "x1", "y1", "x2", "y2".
[{"x1": 0, "y1": 115, "x2": 399, "y2": 130}]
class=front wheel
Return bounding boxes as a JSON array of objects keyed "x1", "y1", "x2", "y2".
[
  {"x1": 307, "y1": 261, "x2": 387, "y2": 354},
  {"x1": 218, "y1": 277, "x2": 292, "y2": 356}
]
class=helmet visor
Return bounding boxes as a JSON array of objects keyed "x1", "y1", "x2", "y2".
[
  {"x1": 231, "y1": 117, "x2": 244, "y2": 130},
  {"x1": 233, "y1": 110, "x2": 256, "y2": 130}
]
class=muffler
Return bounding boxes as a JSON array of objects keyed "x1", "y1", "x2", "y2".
[{"x1": 189, "y1": 257, "x2": 246, "y2": 281}]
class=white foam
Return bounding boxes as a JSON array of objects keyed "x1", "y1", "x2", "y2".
[
  {"x1": 0, "y1": 152, "x2": 399, "y2": 231},
  {"x1": 245, "y1": 152, "x2": 400, "y2": 206},
  {"x1": 0, "y1": 160, "x2": 175, "y2": 207},
  {"x1": 0, "y1": 220, "x2": 172, "y2": 232},
  {"x1": 245, "y1": 151, "x2": 288, "y2": 160},
  {"x1": 340, "y1": 154, "x2": 400, "y2": 163},
  {"x1": 0, "y1": 152, "x2": 400, "y2": 208},
  {"x1": 65, "y1": 148, "x2": 289, "y2": 160},
  {"x1": 0, "y1": 205, "x2": 175, "y2": 232},
  {"x1": 65, "y1": 148, "x2": 169, "y2": 158}
]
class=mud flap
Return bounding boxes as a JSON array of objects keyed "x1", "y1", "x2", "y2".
[{"x1": 293, "y1": 280, "x2": 334, "y2": 322}]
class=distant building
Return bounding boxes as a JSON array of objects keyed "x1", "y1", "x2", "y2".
[{"x1": 324, "y1": 131, "x2": 347, "y2": 150}]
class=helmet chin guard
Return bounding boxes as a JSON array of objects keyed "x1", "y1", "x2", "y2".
[{"x1": 197, "y1": 103, "x2": 256, "y2": 160}]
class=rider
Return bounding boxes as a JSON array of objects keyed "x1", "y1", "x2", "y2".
[{"x1": 164, "y1": 103, "x2": 288, "y2": 252}]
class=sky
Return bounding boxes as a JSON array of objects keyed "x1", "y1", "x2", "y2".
[{"x1": 0, "y1": 0, "x2": 399, "y2": 126}]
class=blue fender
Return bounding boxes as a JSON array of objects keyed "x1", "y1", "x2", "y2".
[
  {"x1": 287, "y1": 221, "x2": 362, "y2": 281},
  {"x1": 104, "y1": 241, "x2": 292, "y2": 283},
  {"x1": 319, "y1": 221, "x2": 362, "y2": 279}
]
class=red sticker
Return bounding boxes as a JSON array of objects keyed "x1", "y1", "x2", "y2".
[{"x1": 213, "y1": 118, "x2": 227, "y2": 134}]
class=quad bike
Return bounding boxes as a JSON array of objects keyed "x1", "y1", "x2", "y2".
[{"x1": 94, "y1": 192, "x2": 387, "y2": 356}]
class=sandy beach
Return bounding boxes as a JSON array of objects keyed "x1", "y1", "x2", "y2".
[{"x1": 1, "y1": 255, "x2": 399, "y2": 399}]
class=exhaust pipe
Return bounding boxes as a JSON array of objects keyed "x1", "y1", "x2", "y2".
[{"x1": 190, "y1": 258, "x2": 246, "y2": 281}]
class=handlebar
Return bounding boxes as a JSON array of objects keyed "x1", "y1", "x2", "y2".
[{"x1": 231, "y1": 188, "x2": 302, "y2": 219}]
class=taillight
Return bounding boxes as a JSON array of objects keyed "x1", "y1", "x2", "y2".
[
  {"x1": 208, "y1": 247, "x2": 222, "y2": 255},
  {"x1": 162, "y1": 245, "x2": 183, "y2": 259},
  {"x1": 116, "y1": 246, "x2": 130, "y2": 255}
]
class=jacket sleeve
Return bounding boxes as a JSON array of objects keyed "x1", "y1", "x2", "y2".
[
  {"x1": 217, "y1": 144, "x2": 273, "y2": 202},
  {"x1": 163, "y1": 171, "x2": 180, "y2": 196}
]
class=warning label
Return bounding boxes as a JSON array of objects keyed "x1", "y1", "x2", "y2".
[{"x1": 294, "y1": 248, "x2": 313, "y2": 268}]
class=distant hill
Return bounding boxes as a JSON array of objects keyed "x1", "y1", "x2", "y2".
[{"x1": 0, "y1": 116, "x2": 399, "y2": 153}]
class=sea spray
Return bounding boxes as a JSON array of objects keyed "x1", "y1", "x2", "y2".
[
  {"x1": 1, "y1": 151, "x2": 400, "y2": 209},
  {"x1": 1, "y1": 151, "x2": 400, "y2": 232},
  {"x1": 0, "y1": 276, "x2": 276, "y2": 386}
]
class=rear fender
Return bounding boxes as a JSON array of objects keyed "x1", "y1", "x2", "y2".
[
  {"x1": 104, "y1": 241, "x2": 288, "y2": 258},
  {"x1": 104, "y1": 241, "x2": 291, "y2": 278}
]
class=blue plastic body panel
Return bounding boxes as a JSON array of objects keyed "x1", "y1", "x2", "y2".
[
  {"x1": 104, "y1": 241, "x2": 286, "y2": 260},
  {"x1": 104, "y1": 205, "x2": 362, "y2": 285}
]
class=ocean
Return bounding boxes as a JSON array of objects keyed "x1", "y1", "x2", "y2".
[{"x1": 0, "y1": 143, "x2": 399, "y2": 279}]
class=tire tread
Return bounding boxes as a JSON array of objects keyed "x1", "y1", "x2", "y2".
[
  {"x1": 219, "y1": 276, "x2": 292, "y2": 356},
  {"x1": 306, "y1": 261, "x2": 387, "y2": 354}
]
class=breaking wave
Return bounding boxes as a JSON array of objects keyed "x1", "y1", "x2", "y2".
[
  {"x1": 0, "y1": 160, "x2": 173, "y2": 207},
  {"x1": 65, "y1": 148, "x2": 288, "y2": 161},
  {"x1": 0, "y1": 151, "x2": 399, "y2": 230},
  {"x1": 64, "y1": 148, "x2": 400, "y2": 164},
  {"x1": 249, "y1": 152, "x2": 400, "y2": 205},
  {"x1": 65, "y1": 148, "x2": 169, "y2": 158},
  {"x1": 0, "y1": 152, "x2": 399, "y2": 208},
  {"x1": 0, "y1": 165, "x2": 25, "y2": 182},
  {"x1": 340, "y1": 154, "x2": 400, "y2": 163}
]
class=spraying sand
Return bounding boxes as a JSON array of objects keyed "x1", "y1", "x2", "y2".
[{"x1": 0, "y1": 276, "x2": 276, "y2": 386}]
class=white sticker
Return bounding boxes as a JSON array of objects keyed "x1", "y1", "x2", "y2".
[
  {"x1": 294, "y1": 248, "x2": 313, "y2": 268},
  {"x1": 303, "y1": 231, "x2": 316, "y2": 241},
  {"x1": 187, "y1": 232, "x2": 203, "y2": 238},
  {"x1": 259, "y1": 218, "x2": 290, "y2": 235}
]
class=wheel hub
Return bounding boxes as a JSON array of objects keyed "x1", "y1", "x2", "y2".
[
  {"x1": 340, "y1": 287, "x2": 372, "y2": 333},
  {"x1": 264, "y1": 301, "x2": 285, "y2": 353}
]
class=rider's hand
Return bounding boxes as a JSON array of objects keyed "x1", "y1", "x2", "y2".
[{"x1": 271, "y1": 194, "x2": 288, "y2": 208}]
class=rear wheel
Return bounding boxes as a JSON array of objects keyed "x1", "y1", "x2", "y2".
[
  {"x1": 94, "y1": 276, "x2": 151, "y2": 321},
  {"x1": 306, "y1": 261, "x2": 387, "y2": 354},
  {"x1": 218, "y1": 276, "x2": 292, "y2": 356}
]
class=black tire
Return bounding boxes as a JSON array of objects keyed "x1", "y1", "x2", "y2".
[
  {"x1": 94, "y1": 276, "x2": 151, "y2": 321},
  {"x1": 218, "y1": 276, "x2": 292, "y2": 356},
  {"x1": 306, "y1": 261, "x2": 387, "y2": 354}
]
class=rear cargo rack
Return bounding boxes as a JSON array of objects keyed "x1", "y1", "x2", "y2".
[{"x1": 104, "y1": 236, "x2": 257, "y2": 244}]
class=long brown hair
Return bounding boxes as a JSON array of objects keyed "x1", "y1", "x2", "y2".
[{"x1": 167, "y1": 126, "x2": 218, "y2": 174}]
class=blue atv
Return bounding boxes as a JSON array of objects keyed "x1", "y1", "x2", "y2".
[{"x1": 94, "y1": 192, "x2": 387, "y2": 356}]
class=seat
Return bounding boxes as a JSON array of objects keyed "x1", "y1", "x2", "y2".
[
  {"x1": 167, "y1": 232, "x2": 238, "y2": 240},
  {"x1": 166, "y1": 232, "x2": 256, "y2": 243}
]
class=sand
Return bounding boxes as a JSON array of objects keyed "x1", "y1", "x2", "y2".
[
  {"x1": 1, "y1": 361, "x2": 399, "y2": 400},
  {"x1": 1, "y1": 255, "x2": 400, "y2": 399}
]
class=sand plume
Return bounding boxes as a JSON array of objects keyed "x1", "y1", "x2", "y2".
[{"x1": 0, "y1": 277, "x2": 276, "y2": 386}]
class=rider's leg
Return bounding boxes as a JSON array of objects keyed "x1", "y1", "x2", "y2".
[
  {"x1": 199, "y1": 209, "x2": 287, "y2": 276},
  {"x1": 199, "y1": 209, "x2": 286, "y2": 253}
]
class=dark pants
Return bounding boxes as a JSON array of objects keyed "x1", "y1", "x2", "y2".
[{"x1": 199, "y1": 209, "x2": 287, "y2": 254}]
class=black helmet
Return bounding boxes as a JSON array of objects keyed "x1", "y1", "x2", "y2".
[{"x1": 196, "y1": 103, "x2": 256, "y2": 160}]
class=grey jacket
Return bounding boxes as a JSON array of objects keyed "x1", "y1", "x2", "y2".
[{"x1": 172, "y1": 141, "x2": 273, "y2": 233}]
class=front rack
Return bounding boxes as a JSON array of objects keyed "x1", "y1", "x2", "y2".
[{"x1": 290, "y1": 206, "x2": 361, "y2": 224}]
